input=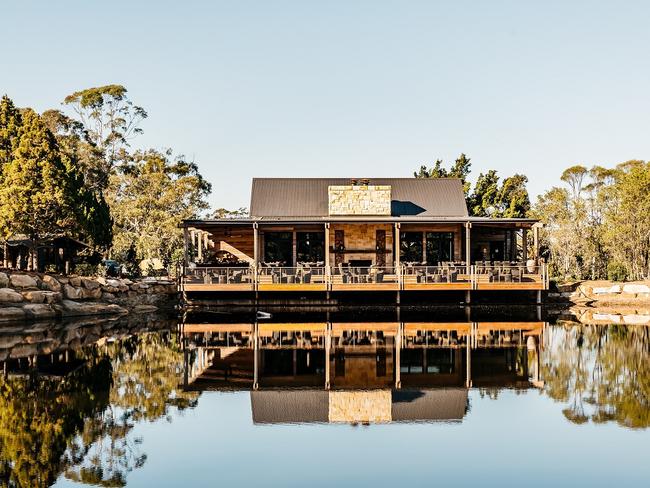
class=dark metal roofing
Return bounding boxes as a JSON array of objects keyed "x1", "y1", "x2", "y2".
[{"x1": 249, "y1": 178, "x2": 469, "y2": 218}]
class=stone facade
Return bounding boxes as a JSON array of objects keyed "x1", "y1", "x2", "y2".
[
  {"x1": 330, "y1": 224, "x2": 395, "y2": 267},
  {"x1": 328, "y1": 185, "x2": 391, "y2": 216}
]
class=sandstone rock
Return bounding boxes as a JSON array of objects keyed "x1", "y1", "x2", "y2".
[
  {"x1": 622, "y1": 284, "x2": 650, "y2": 295},
  {"x1": 81, "y1": 287, "x2": 102, "y2": 300},
  {"x1": 23, "y1": 304, "x2": 56, "y2": 319},
  {"x1": 22, "y1": 290, "x2": 46, "y2": 303},
  {"x1": 0, "y1": 335, "x2": 21, "y2": 349},
  {"x1": 64, "y1": 284, "x2": 84, "y2": 300},
  {"x1": 41, "y1": 291, "x2": 62, "y2": 304},
  {"x1": 0, "y1": 307, "x2": 26, "y2": 322},
  {"x1": 81, "y1": 278, "x2": 101, "y2": 290},
  {"x1": 0, "y1": 288, "x2": 24, "y2": 303},
  {"x1": 0, "y1": 272, "x2": 8, "y2": 287},
  {"x1": 70, "y1": 276, "x2": 82, "y2": 287},
  {"x1": 9, "y1": 274, "x2": 38, "y2": 288},
  {"x1": 41, "y1": 275, "x2": 62, "y2": 292},
  {"x1": 133, "y1": 304, "x2": 158, "y2": 313},
  {"x1": 102, "y1": 292, "x2": 116, "y2": 301},
  {"x1": 55, "y1": 300, "x2": 127, "y2": 317},
  {"x1": 96, "y1": 277, "x2": 108, "y2": 286},
  {"x1": 107, "y1": 279, "x2": 122, "y2": 287},
  {"x1": 57, "y1": 277, "x2": 69, "y2": 284},
  {"x1": 623, "y1": 314, "x2": 650, "y2": 325},
  {"x1": 10, "y1": 343, "x2": 38, "y2": 358}
]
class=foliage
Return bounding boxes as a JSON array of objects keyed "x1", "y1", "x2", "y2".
[
  {"x1": 106, "y1": 149, "x2": 211, "y2": 265},
  {"x1": 542, "y1": 324, "x2": 650, "y2": 429},
  {"x1": 212, "y1": 207, "x2": 248, "y2": 218},
  {"x1": 0, "y1": 95, "x2": 22, "y2": 169},
  {"x1": 533, "y1": 161, "x2": 650, "y2": 281},
  {"x1": 607, "y1": 262, "x2": 628, "y2": 282},
  {"x1": 63, "y1": 85, "x2": 147, "y2": 190},
  {"x1": 414, "y1": 154, "x2": 530, "y2": 217}
]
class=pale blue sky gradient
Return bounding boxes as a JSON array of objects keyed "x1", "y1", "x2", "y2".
[{"x1": 3, "y1": 1, "x2": 650, "y2": 210}]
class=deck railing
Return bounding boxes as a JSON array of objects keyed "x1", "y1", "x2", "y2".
[{"x1": 182, "y1": 263, "x2": 548, "y2": 290}]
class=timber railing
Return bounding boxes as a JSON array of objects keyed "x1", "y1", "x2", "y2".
[{"x1": 181, "y1": 263, "x2": 548, "y2": 291}]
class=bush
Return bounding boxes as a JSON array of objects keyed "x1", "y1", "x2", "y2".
[
  {"x1": 74, "y1": 263, "x2": 99, "y2": 277},
  {"x1": 607, "y1": 262, "x2": 628, "y2": 282}
]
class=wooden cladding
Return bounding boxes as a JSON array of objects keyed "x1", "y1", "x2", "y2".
[{"x1": 334, "y1": 230, "x2": 345, "y2": 266}]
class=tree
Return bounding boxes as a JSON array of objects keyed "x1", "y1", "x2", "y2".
[
  {"x1": 212, "y1": 207, "x2": 248, "y2": 219},
  {"x1": 0, "y1": 95, "x2": 22, "y2": 170},
  {"x1": 0, "y1": 109, "x2": 74, "y2": 241},
  {"x1": 498, "y1": 174, "x2": 530, "y2": 218},
  {"x1": 414, "y1": 153, "x2": 472, "y2": 196},
  {"x1": 107, "y1": 149, "x2": 211, "y2": 266},
  {"x1": 63, "y1": 85, "x2": 147, "y2": 190},
  {"x1": 468, "y1": 170, "x2": 500, "y2": 216}
]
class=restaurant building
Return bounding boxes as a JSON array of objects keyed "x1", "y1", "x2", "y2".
[{"x1": 180, "y1": 178, "x2": 547, "y2": 300}]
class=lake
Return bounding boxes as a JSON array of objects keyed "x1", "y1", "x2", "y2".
[{"x1": 0, "y1": 306, "x2": 648, "y2": 487}]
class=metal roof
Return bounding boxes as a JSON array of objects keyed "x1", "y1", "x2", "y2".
[{"x1": 249, "y1": 178, "x2": 469, "y2": 218}]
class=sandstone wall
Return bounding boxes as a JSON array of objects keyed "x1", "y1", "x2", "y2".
[
  {"x1": 0, "y1": 271, "x2": 178, "y2": 322},
  {"x1": 328, "y1": 185, "x2": 392, "y2": 216}
]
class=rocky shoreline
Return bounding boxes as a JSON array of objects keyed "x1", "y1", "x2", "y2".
[{"x1": 0, "y1": 270, "x2": 178, "y2": 322}]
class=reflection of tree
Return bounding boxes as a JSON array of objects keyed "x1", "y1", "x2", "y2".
[
  {"x1": 542, "y1": 324, "x2": 649, "y2": 429},
  {"x1": 0, "y1": 331, "x2": 199, "y2": 488}
]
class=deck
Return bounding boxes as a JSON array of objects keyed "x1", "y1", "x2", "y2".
[{"x1": 181, "y1": 264, "x2": 548, "y2": 293}]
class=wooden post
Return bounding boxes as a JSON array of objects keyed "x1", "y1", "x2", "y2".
[
  {"x1": 394, "y1": 223, "x2": 401, "y2": 269},
  {"x1": 325, "y1": 323, "x2": 331, "y2": 390},
  {"x1": 253, "y1": 322, "x2": 259, "y2": 390},
  {"x1": 197, "y1": 231, "x2": 203, "y2": 262},
  {"x1": 465, "y1": 222, "x2": 471, "y2": 276},
  {"x1": 522, "y1": 228, "x2": 528, "y2": 262},
  {"x1": 183, "y1": 227, "x2": 189, "y2": 271},
  {"x1": 395, "y1": 322, "x2": 402, "y2": 389},
  {"x1": 533, "y1": 224, "x2": 540, "y2": 263},
  {"x1": 466, "y1": 326, "x2": 472, "y2": 388},
  {"x1": 324, "y1": 223, "x2": 330, "y2": 269}
]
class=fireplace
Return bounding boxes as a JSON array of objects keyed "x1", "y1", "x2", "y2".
[{"x1": 348, "y1": 259, "x2": 372, "y2": 267}]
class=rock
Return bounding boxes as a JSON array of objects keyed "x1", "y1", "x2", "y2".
[
  {"x1": 81, "y1": 287, "x2": 102, "y2": 300},
  {"x1": 21, "y1": 290, "x2": 46, "y2": 303},
  {"x1": 41, "y1": 291, "x2": 62, "y2": 304},
  {"x1": 102, "y1": 292, "x2": 116, "y2": 301},
  {"x1": 106, "y1": 279, "x2": 122, "y2": 287},
  {"x1": 57, "y1": 277, "x2": 69, "y2": 284},
  {"x1": 81, "y1": 278, "x2": 101, "y2": 290},
  {"x1": 622, "y1": 284, "x2": 650, "y2": 295},
  {"x1": 0, "y1": 288, "x2": 24, "y2": 303},
  {"x1": 23, "y1": 304, "x2": 56, "y2": 319},
  {"x1": 63, "y1": 284, "x2": 84, "y2": 300},
  {"x1": 0, "y1": 307, "x2": 26, "y2": 322},
  {"x1": 54, "y1": 300, "x2": 127, "y2": 317},
  {"x1": 9, "y1": 274, "x2": 38, "y2": 288},
  {"x1": 70, "y1": 276, "x2": 82, "y2": 287},
  {"x1": 10, "y1": 343, "x2": 38, "y2": 358},
  {"x1": 133, "y1": 304, "x2": 158, "y2": 313},
  {"x1": 42, "y1": 275, "x2": 62, "y2": 292},
  {"x1": 96, "y1": 277, "x2": 108, "y2": 286},
  {"x1": 0, "y1": 272, "x2": 8, "y2": 287}
]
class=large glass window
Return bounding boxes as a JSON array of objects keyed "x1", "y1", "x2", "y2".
[
  {"x1": 400, "y1": 232, "x2": 423, "y2": 263},
  {"x1": 263, "y1": 232, "x2": 292, "y2": 265},
  {"x1": 426, "y1": 232, "x2": 454, "y2": 264},
  {"x1": 296, "y1": 232, "x2": 325, "y2": 263}
]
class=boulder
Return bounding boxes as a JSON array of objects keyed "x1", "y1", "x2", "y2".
[
  {"x1": 63, "y1": 284, "x2": 84, "y2": 300},
  {"x1": 70, "y1": 276, "x2": 82, "y2": 287},
  {"x1": 9, "y1": 274, "x2": 38, "y2": 289},
  {"x1": 102, "y1": 292, "x2": 116, "y2": 301},
  {"x1": 23, "y1": 304, "x2": 56, "y2": 319},
  {"x1": 106, "y1": 279, "x2": 122, "y2": 288},
  {"x1": 21, "y1": 290, "x2": 46, "y2": 303},
  {"x1": 622, "y1": 284, "x2": 650, "y2": 295},
  {"x1": 0, "y1": 272, "x2": 8, "y2": 287},
  {"x1": 133, "y1": 304, "x2": 158, "y2": 313},
  {"x1": 55, "y1": 300, "x2": 127, "y2": 317},
  {"x1": 81, "y1": 278, "x2": 101, "y2": 290},
  {"x1": 81, "y1": 287, "x2": 102, "y2": 300},
  {"x1": 41, "y1": 291, "x2": 63, "y2": 304},
  {"x1": 96, "y1": 277, "x2": 108, "y2": 286},
  {"x1": 0, "y1": 307, "x2": 26, "y2": 322},
  {"x1": 41, "y1": 275, "x2": 62, "y2": 292},
  {"x1": 0, "y1": 288, "x2": 24, "y2": 303},
  {"x1": 10, "y1": 343, "x2": 38, "y2": 358}
]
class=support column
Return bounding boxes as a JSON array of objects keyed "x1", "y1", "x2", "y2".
[
  {"x1": 522, "y1": 228, "x2": 528, "y2": 262},
  {"x1": 324, "y1": 223, "x2": 330, "y2": 269},
  {"x1": 325, "y1": 323, "x2": 331, "y2": 390},
  {"x1": 253, "y1": 322, "x2": 259, "y2": 390},
  {"x1": 464, "y1": 222, "x2": 471, "y2": 276},
  {"x1": 394, "y1": 223, "x2": 401, "y2": 269},
  {"x1": 395, "y1": 322, "x2": 402, "y2": 389},
  {"x1": 466, "y1": 325, "x2": 472, "y2": 388},
  {"x1": 183, "y1": 227, "x2": 189, "y2": 272},
  {"x1": 533, "y1": 224, "x2": 540, "y2": 263},
  {"x1": 197, "y1": 231, "x2": 203, "y2": 262}
]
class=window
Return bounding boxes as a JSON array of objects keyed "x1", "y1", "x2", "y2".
[
  {"x1": 400, "y1": 231, "x2": 423, "y2": 263},
  {"x1": 426, "y1": 232, "x2": 454, "y2": 264},
  {"x1": 263, "y1": 232, "x2": 292, "y2": 265},
  {"x1": 296, "y1": 232, "x2": 325, "y2": 263}
]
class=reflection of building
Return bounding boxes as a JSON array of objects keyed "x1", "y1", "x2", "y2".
[{"x1": 182, "y1": 321, "x2": 545, "y2": 424}]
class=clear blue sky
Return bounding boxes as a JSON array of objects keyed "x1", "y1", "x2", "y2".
[{"x1": 3, "y1": 1, "x2": 650, "y2": 210}]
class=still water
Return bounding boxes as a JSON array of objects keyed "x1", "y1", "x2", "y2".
[{"x1": 0, "y1": 307, "x2": 648, "y2": 487}]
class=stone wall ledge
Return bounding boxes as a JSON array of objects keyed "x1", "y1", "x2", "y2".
[{"x1": 0, "y1": 270, "x2": 178, "y2": 323}]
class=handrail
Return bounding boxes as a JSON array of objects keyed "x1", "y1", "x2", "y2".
[{"x1": 182, "y1": 262, "x2": 549, "y2": 290}]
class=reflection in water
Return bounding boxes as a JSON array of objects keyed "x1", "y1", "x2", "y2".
[{"x1": 0, "y1": 309, "x2": 647, "y2": 487}]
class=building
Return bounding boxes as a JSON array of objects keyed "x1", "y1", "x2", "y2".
[{"x1": 180, "y1": 178, "x2": 547, "y2": 299}]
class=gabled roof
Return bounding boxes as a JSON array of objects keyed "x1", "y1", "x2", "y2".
[{"x1": 250, "y1": 178, "x2": 469, "y2": 218}]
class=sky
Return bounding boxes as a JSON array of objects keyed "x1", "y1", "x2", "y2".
[{"x1": 3, "y1": 0, "x2": 650, "y2": 210}]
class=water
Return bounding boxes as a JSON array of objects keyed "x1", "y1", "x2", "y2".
[{"x1": 0, "y1": 308, "x2": 648, "y2": 487}]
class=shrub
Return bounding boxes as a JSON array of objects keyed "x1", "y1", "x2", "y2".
[
  {"x1": 74, "y1": 263, "x2": 99, "y2": 277},
  {"x1": 607, "y1": 262, "x2": 628, "y2": 282}
]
